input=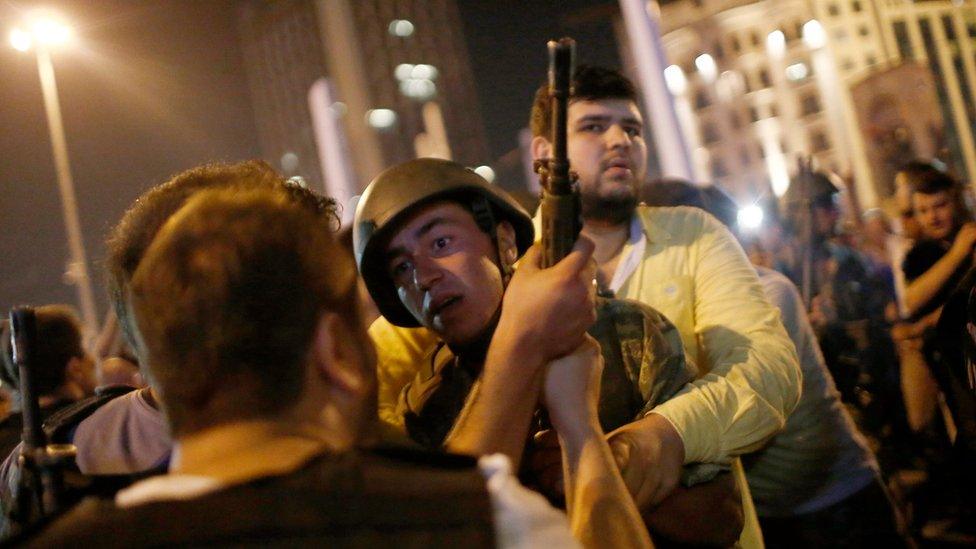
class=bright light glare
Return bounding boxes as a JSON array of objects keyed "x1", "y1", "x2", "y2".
[
  {"x1": 411, "y1": 64, "x2": 438, "y2": 80},
  {"x1": 803, "y1": 20, "x2": 826, "y2": 49},
  {"x1": 366, "y1": 108, "x2": 397, "y2": 130},
  {"x1": 9, "y1": 28, "x2": 31, "y2": 51},
  {"x1": 664, "y1": 64, "x2": 687, "y2": 95},
  {"x1": 399, "y1": 78, "x2": 436, "y2": 100},
  {"x1": 766, "y1": 30, "x2": 785, "y2": 57},
  {"x1": 737, "y1": 205, "x2": 764, "y2": 231},
  {"x1": 785, "y1": 62, "x2": 809, "y2": 81},
  {"x1": 329, "y1": 101, "x2": 347, "y2": 117},
  {"x1": 695, "y1": 53, "x2": 717, "y2": 83},
  {"x1": 394, "y1": 63, "x2": 414, "y2": 81},
  {"x1": 30, "y1": 17, "x2": 72, "y2": 45},
  {"x1": 388, "y1": 19, "x2": 415, "y2": 37},
  {"x1": 474, "y1": 165, "x2": 495, "y2": 182}
]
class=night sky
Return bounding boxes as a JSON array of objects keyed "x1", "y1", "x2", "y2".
[
  {"x1": 0, "y1": 1, "x2": 259, "y2": 317},
  {"x1": 0, "y1": 0, "x2": 624, "y2": 324}
]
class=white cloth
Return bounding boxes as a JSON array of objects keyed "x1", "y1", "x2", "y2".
[{"x1": 116, "y1": 453, "x2": 579, "y2": 549}]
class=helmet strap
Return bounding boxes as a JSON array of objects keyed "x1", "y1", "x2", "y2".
[{"x1": 471, "y1": 197, "x2": 515, "y2": 282}]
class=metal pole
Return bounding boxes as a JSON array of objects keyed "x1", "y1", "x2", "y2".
[
  {"x1": 34, "y1": 47, "x2": 98, "y2": 336},
  {"x1": 618, "y1": 0, "x2": 694, "y2": 180}
]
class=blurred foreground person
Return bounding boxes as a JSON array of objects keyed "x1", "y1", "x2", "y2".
[
  {"x1": 0, "y1": 162, "x2": 337, "y2": 540},
  {"x1": 645, "y1": 180, "x2": 911, "y2": 548},
  {"x1": 18, "y1": 186, "x2": 639, "y2": 548}
]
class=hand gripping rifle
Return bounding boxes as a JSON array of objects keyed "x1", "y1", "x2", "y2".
[
  {"x1": 9, "y1": 306, "x2": 77, "y2": 530},
  {"x1": 535, "y1": 38, "x2": 582, "y2": 269}
]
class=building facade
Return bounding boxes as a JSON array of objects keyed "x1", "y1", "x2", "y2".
[
  {"x1": 652, "y1": 0, "x2": 975, "y2": 210},
  {"x1": 238, "y1": 0, "x2": 491, "y2": 217}
]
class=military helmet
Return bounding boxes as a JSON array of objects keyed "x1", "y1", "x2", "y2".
[{"x1": 354, "y1": 158, "x2": 535, "y2": 327}]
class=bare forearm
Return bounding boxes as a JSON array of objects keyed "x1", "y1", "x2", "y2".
[
  {"x1": 561, "y1": 423, "x2": 654, "y2": 549},
  {"x1": 444, "y1": 338, "x2": 544, "y2": 468}
]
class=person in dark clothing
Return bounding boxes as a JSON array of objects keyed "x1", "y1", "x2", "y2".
[
  {"x1": 0, "y1": 305, "x2": 96, "y2": 458},
  {"x1": 894, "y1": 161, "x2": 974, "y2": 433}
]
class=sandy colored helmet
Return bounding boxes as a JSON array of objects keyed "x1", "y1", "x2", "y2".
[{"x1": 354, "y1": 158, "x2": 534, "y2": 327}]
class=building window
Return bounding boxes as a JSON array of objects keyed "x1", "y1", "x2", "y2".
[
  {"x1": 800, "y1": 93, "x2": 821, "y2": 116},
  {"x1": 712, "y1": 158, "x2": 729, "y2": 178},
  {"x1": 943, "y1": 15, "x2": 957, "y2": 43},
  {"x1": 828, "y1": 3, "x2": 840, "y2": 16},
  {"x1": 730, "y1": 34, "x2": 742, "y2": 54},
  {"x1": 894, "y1": 20, "x2": 913, "y2": 59},
  {"x1": 811, "y1": 131, "x2": 830, "y2": 152},
  {"x1": 695, "y1": 89, "x2": 711, "y2": 109},
  {"x1": 758, "y1": 69, "x2": 772, "y2": 88},
  {"x1": 750, "y1": 31, "x2": 761, "y2": 47},
  {"x1": 740, "y1": 147, "x2": 752, "y2": 166},
  {"x1": 749, "y1": 106, "x2": 760, "y2": 122},
  {"x1": 701, "y1": 122, "x2": 720, "y2": 144},
  {"x1": 866, "y1": 55, "x2": 877, "y2": 66},
  {"x1": 851, "y1": 0, "x2": 862, "y2": 13},
  {"x1": 859, "y1": 25, "x2": 870, "y2": 37}
]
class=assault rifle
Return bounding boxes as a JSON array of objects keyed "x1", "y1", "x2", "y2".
[
  {"x1": 535, "y1": 38, "x2": 582, "y2": 269},
  {"x1": 9, "y1": 306, "x2": 77, "y2": 531}
]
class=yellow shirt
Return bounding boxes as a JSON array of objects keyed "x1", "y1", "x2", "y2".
[{"x1": 611, "y1": 206, "x2": 801, "y2": 464}]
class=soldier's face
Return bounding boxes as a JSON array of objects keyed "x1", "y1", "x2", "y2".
[
  {"x1": 386, "y1": 202, "x2": 508, "y2": 347},
  {"x1": 567, "y1": 99, "x2": 647, "y2": 223}
]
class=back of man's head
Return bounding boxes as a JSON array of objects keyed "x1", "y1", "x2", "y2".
[
  {"x1": 106, "y1": 161, "x2": 337, "y2": 353},
  {"x1": 1, "y1": 305, "x2": 88, "y2": 398},
  {"x1": 129, "y1": 188, "x2": 357, "y2": 436},
  {"x1": 530, "y1": 65, "x2": 638, "y2": 138}
]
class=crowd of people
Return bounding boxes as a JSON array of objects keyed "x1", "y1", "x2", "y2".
[{"x1": 0, "y1": 65, "x2": 971, "y2": 548}]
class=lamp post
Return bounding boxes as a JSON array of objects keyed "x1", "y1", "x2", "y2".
[{"x1": 10, "y1": 15, "x2": 98, "y2": 336}]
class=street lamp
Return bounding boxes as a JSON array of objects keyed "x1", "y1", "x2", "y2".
[{"x1": 9, "y1": 13, "x2": 98, "y2": 336}]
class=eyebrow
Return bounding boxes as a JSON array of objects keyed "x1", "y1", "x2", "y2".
[
  {"x1": 385, "y1": 217, "x2": 453, "y2": 259},
  {"x1": 574, "y1": 114, "x2": 643, "y2": 127}
]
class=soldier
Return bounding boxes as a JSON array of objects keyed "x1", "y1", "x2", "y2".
[{"x1": 357, "y1": 158, "x2": 746, "y2": 546}]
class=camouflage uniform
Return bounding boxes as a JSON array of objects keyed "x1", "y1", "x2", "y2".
[{"x1": 399, "y1": 296, "x2": 696, "y2": 449}]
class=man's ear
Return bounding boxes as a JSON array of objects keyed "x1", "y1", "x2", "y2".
[
  {"x1": 311, "y1": 313, "x2": 364, "y2": 395},
  {"x1": 497, "y1": 221, "x2": 518, "y2": 267},
  {"x1": 531, "y1": 135, "x2": 552, "y2": 161}
]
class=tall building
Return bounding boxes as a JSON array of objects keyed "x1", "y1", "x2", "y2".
[
  {"x1": 871, "y1": 0, "x2": 976, "y2": 185},
  {"x1": 237, "y1": 0, "x2": 491, "y2": 211},
  {"x1": 238, "y1": 0, "x2": 328, "y2": 193},
  {"x1": 648, "y1": 0, "x2": 975, "y2": 210}
]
